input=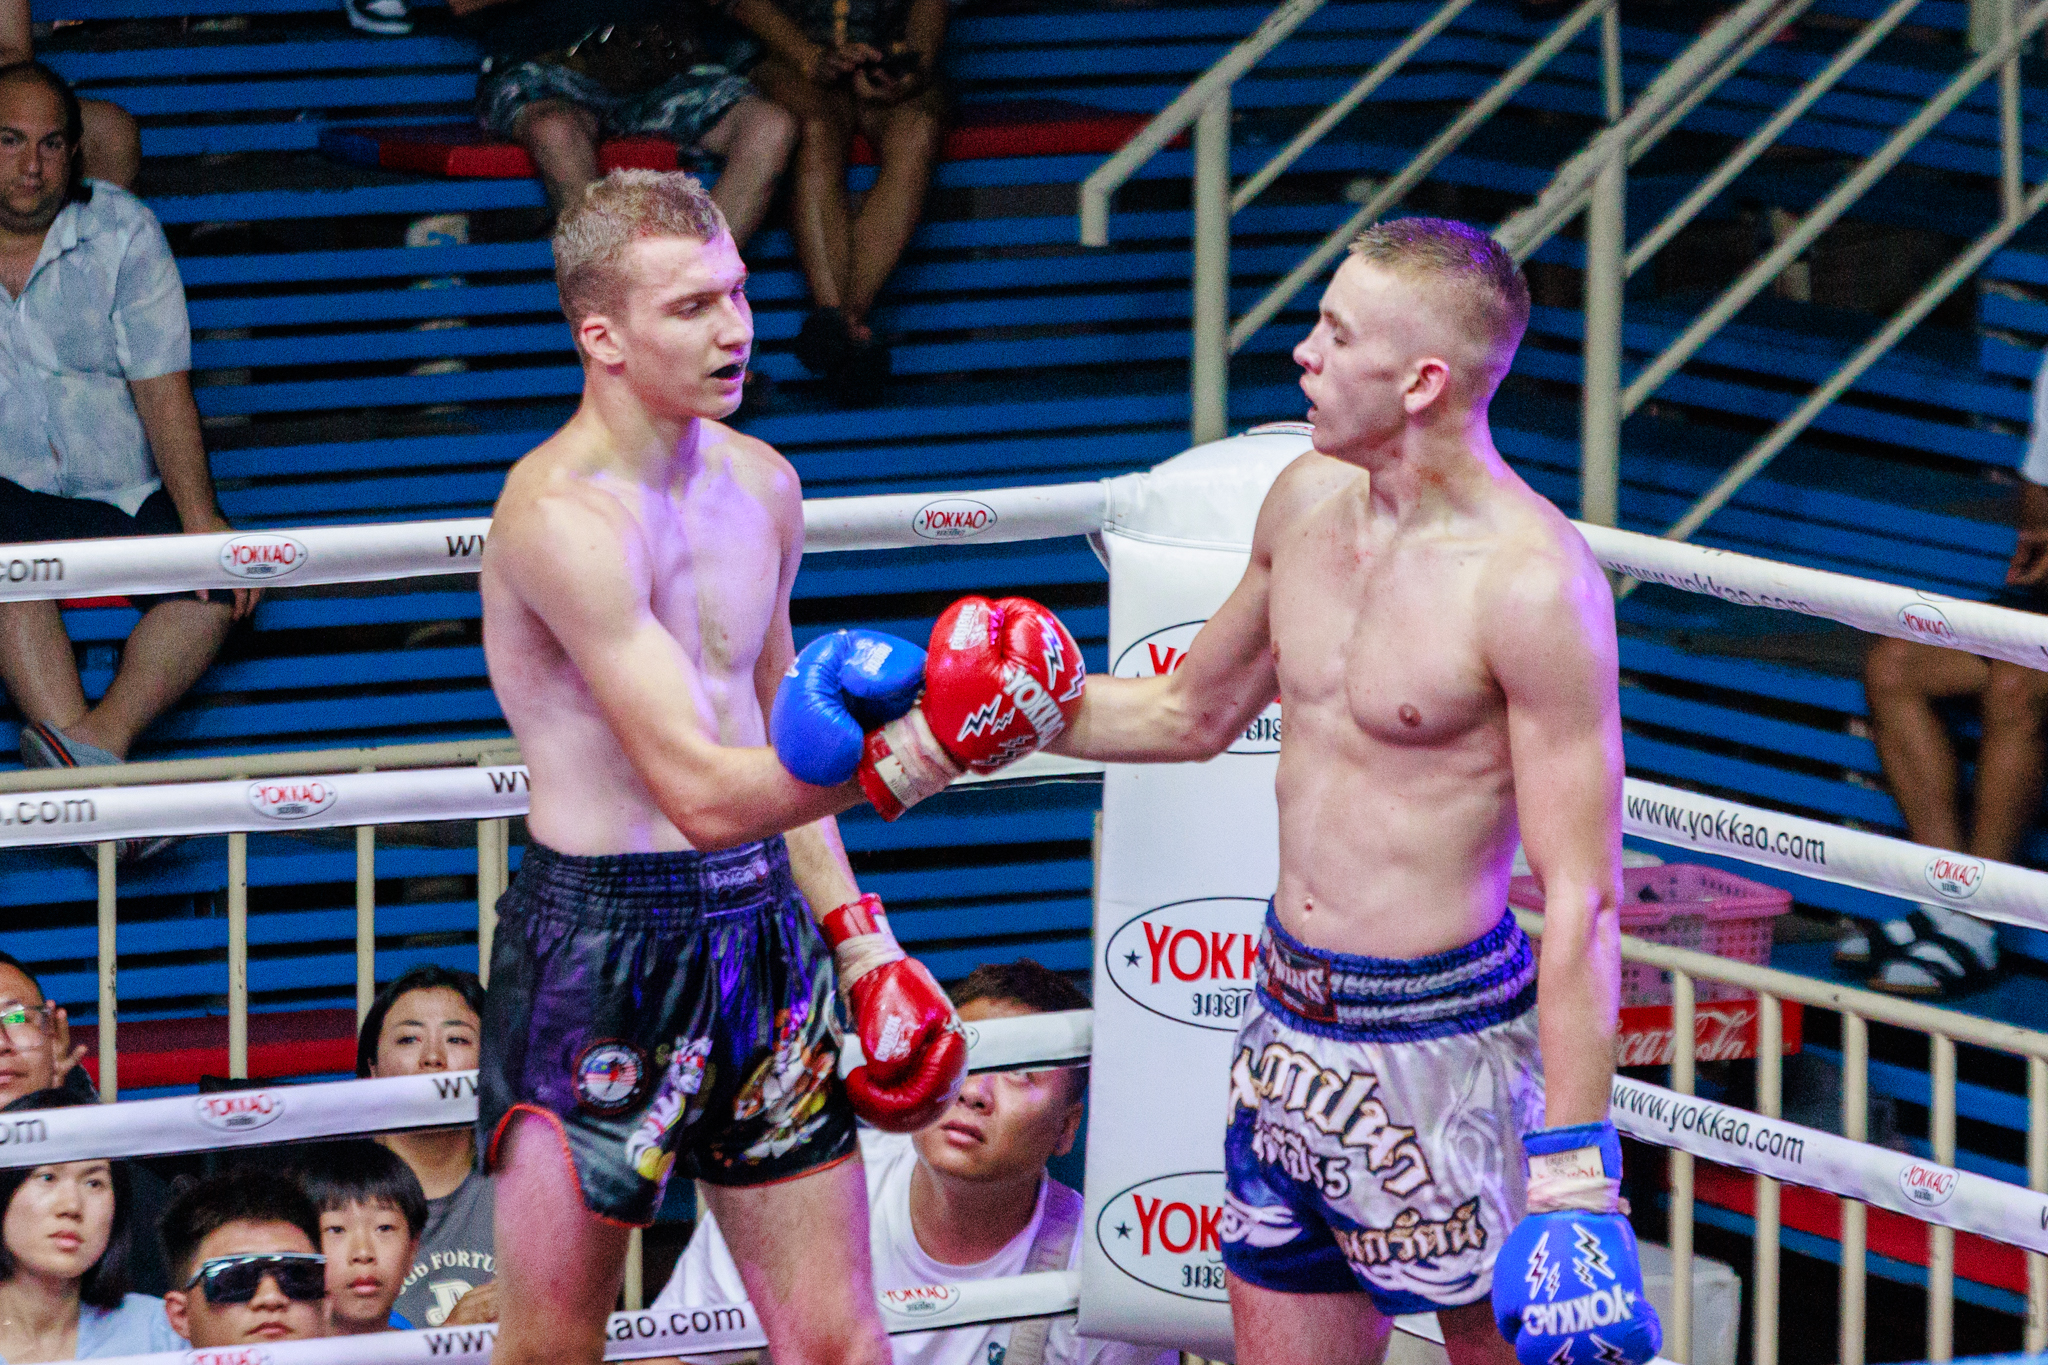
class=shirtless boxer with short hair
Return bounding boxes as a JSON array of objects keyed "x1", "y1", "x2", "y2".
[
  {"x1": 1049, "y1": 219, "x2": 1656, "y2": 1365},
  {"x1": 477, "y1": 169, "x2": 1079, "y2": 1365}
]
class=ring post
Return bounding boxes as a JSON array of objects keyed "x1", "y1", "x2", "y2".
[
  {"x1": 1753, "y1": 993, "x2": 1781, "y2": 1365},
  {"x1": 1930, "y1": 1034, "x2": 1957, "y2": 1361},
  {"x1": 1190, "y1": 88, "x2": 1231, "y2": 445},
  {"x1": 1669, "y1": 970, "x2": 1695, "y2": 1363},
  {"x1": 1841, "y1": 1011, "x2": 1869, "y2": 1365},
  {"x1": 96, "y1": 840, "x2": 117, "y2": 1101},
  {"x1": 229, "y1": 831, "x2": 249, "y2": 1079},
  {"x1": 357, "y1": 820, "x2": 375, "y2": 1024}
]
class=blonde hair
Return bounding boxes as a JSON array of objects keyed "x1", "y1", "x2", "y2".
[
  {"x1": 1348, "y1": 217, "x2": 1530, "y2": 385},
  {"x1": 553, "y1": 169, "x2": 729, "y2": 341}
]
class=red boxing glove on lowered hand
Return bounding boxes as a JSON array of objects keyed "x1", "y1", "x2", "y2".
[
  {"x1": 858, "y1": 596, "x2": 1086, "y2": 819},
  {"x1": 822, "y1": 894, "x2": 966, "y2": 1132}
]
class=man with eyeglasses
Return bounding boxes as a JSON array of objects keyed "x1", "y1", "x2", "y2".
[
  {"x1": 0, "y1": 951, "x2": 88, "y2": 1107},
  {"x1": 160, "y1": 1172, "x2": 331, "y2": 1347}
]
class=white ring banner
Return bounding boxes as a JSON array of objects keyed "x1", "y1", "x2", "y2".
[
  {"x1": 1611, "y1": 1075, "x2": 2048, "y2": 1254},
  {"x1": 1620, "y1": 774, "x2": 2048, "y2": 927},
  {"x1": 5, "y1": 467, "x2": 2046, "y2": 675},
  {"x1": 5, "y1": 757, "x2": 2038, "y2": 935},
  {"x1": 0, "y1": 1014, "x2": 1092, "y2": 1168},
  {"x1": 0, "y1": 520, "x2": 490, "y2": 603},
  {"x1": 72, "y1": 1270, "x2": 1080, "y2": 1365}
]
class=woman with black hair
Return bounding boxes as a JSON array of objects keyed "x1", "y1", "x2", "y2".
[
  {"x1": 0, "y1": 1092, "x2": 183, "y2": 1360},
  {"x1": 357, "y1": 967, "x2": 496, "y2": 1329}
]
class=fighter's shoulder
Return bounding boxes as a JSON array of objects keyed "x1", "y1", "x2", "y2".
[
  {"x1": 1254, "y1": 451, "x2": 1361, "y2": 543},
  {"x1": 1478, "y1": 494, "x2": 1609, "y2": 623},
  {"x1": 489, "y1": 441, "x2": 640, "y2": 574},
  {"x1": 704, "y1": 418, "x2": 805, "y2": 533}
]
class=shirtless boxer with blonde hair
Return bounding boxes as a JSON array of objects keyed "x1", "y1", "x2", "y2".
[
  {"x1": 1049, "y1": 219, "x2": 1658, "y2": 1365},
  {"x1": 478, "y1": 169, "x2": 1081, "y2": 1365}
]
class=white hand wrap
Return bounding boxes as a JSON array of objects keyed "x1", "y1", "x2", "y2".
[
  {"x1": 1526, "y1": 1145, "x2": 1624, "y2": 1215},
  {"x1": 833, "y1": 918, "x2": 907, "y2": 992},
  {"x1": 864, "y1": 706, "x2": 966, "y2": 814}
]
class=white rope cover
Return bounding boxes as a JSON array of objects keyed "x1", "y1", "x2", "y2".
[
  {"x1": 6, "y1": 758, "x2": 2038, "y2": 933},
  {"x1": 0, "y1": 1013, "x2": 1090, "y2": 1168},
  {"x1": 1610, "y1": 1074, "x2": 2048, "y2": 1254},
  {"x1": 74, "y1": 1270, "x2": 1080, "y2": 1365},
  {"x1": 0, "y1": 520, "x2": 490, "y2": 602},
  {"x1": 2, "y1": 478, "x2": 2043, "y2": 673}
]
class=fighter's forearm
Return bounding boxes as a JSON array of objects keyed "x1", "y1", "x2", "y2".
[
  {"x1": 783, "y1": 815, "x2": 862, "y2": 918},
  {"x1": 1533, "y1": 890, "x2": 1621, "y2": 1128},
  {"x1": 647, "y1": 743, "x2": 866, "y2": 851},
  {"x1": 1048, "y1": 674, "x2": 1235, "y2": 763}
]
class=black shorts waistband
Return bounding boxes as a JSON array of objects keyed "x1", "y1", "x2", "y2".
[
  {"x1": 507, "y1": 836, "x2": 798, "y2": 926},
  {"x1": 1255, "y1": 904, "x2": 1536, "y2": 1042}
]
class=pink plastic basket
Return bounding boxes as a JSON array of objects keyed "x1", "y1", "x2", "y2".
[{"x1": 1508, "y1": 864, "x2": 1791, "y2": 1005}]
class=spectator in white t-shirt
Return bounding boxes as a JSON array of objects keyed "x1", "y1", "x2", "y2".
[
  {"x1": 656, "y1": 960, "x2": 1171, "y2": 1365},
  {"x1": 1840, "y1": 349, "x2": 2048, "y2": 996}
]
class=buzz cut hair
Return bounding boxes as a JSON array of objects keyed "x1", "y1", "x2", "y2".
[
  {"x1": 553, "y1": 169, "x2": 729, "y2": 344},
  {"x1": 1347, "y1": 216, "x2": 1530, "y2": 382}
]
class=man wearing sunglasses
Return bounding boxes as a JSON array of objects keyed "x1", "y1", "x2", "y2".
[{"x1": 161, "y1": 1172, "x2": 330, "y2": 1347}]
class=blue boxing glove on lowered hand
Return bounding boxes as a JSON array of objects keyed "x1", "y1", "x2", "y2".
[
  {"x1": 1492, "y1": 1121, "x2": 1662, "y2": 1365},
  {"x1": 771, "y1": 629, "x2": 927, "y2": 786}
]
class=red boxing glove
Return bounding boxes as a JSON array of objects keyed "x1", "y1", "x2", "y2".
[
  {"x1": 822, "y1": 895, "x2": 966, "y2": 1132},
  {"x1": 857, "y1": 596, "x2": 1086, "y2": 819}
]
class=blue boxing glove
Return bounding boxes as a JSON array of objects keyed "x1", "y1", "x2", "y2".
[
  {"x1": 771, "y1": 629, "x2": 927, "y2": 786},
  {"x1": 1492, "y1": 1122, "x2": 1661, "y2": 1365}
]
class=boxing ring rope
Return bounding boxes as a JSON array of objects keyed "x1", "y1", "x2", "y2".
[{"x1": 14, "y1": 471, "x2": 2048, "y2": 1363}]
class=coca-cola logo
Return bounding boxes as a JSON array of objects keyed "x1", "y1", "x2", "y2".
[
  {"x1": 1924, "y1": 853, "x2": 1984, "y2": 900},
  {"x1": 193, "y1": 1091, "x2": 284, "y2": 1132},
  {"x1": 1616, "y1": 1004, "x2": 1759, "y2": 1068},
  {"x1": 1095, "y1": 1171, "x2": 1228, "y2": 1301},
  {"x1": 1112, "y1": 621, "x2": 1281, "y2": 754},
  {"x1": 1898, "y1": 1162, "x2": 1957, "y2": 1207},
  {"x1": 218, "y1": 535, "x2": 308, "y2": 580},
  {"x1": 911, "y1": 499, "x2": 997, "y2": 541},
  {"x1": 1105, "y1": 898, "x2": 1265, "y2": 1032},
  {"x1": 246, "y1": 779, "x2": 337, "y2": 821},
  {"x1": 878, "y1": 1285, "x2": 961, "y2": 1320},
  {"x1": 1897, "y1": 601, "x2": 1958, "y2": 645}
]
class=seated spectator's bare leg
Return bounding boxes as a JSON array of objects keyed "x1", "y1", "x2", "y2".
[
  {"x1": 71, "y1": 598, "x2": 231, "y2": 758},
  {"x1": 490, "y1": 1112, "x2": 631, "y2": 1365},
  {"x1": 753, "y1": 59, "x2": 856, "y2": 317},
  {"x1": 0, "y1": 598, "x2": 91, "y2": 735},
  {"x1": 844, "y1": 87, "x2": 943, "y2": 330},
  {"x1": 1969, "y1": 660, "x2": 2048, "y2": 862},
  {"x1": 1865, "y1": 635, "x2": 1989, "y2": 850},
  {"x1": 513, "y1": 99, "x2": 603, "y2": 220},
  {"x1": 702, "y1": 1158, "x2": 890, "y2": 1365},
  {"x1": 696, "y1": 96, "x2": 796, "y2": 248},
  {"x1": 79, "y1": 99, "x2": 140, "y2": 190}
]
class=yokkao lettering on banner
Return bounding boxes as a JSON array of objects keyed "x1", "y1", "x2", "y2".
[{"x1": 1081, "y1": 426, "x2": 1311, "y2": 1359}]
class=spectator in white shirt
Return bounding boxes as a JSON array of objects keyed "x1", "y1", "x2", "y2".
[
  {"x1": 0, "y1": 62, "x2": 254, "y2": 816},
  {"x1": 656, "y1": 959, "x2": 1172, "y2": 1365}
]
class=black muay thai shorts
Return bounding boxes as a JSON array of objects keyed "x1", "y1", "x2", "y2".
[{"x1": 478, "y1": 836, "x2": 857, "y2": 1224}]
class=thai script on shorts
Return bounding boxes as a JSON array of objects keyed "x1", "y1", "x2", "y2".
[
  {"x1": 1231, "y1": 1043, "x2": 1432, "y2": 1195},
  {"x1": 1332, "y1": 1198, "x2": 1486, "y2": 1269}
]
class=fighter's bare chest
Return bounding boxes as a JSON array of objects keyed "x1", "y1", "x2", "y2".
[
  {"x1": 635, "y1": 504, "x2": 781, "y2": 673},
  {"x1": 1268, "y1": 529, "x2": 1497, "y2": 745}
]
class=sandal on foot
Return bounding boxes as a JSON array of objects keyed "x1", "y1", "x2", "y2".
[
  {"x1": 1866, "y1": 908, "x2": 1999, "y2": 998},
  {"x1": 794, "y1": 308, "x2": 854, "y2": 378}
]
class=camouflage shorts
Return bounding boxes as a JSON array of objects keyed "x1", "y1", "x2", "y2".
[{"x1": 477, "y1": 57, "x2": 755, "y2": 151}]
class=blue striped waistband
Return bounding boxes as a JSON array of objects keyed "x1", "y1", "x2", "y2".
[{"x1": 1254, "y1": 904, "x2": 1537, "y2": 1042}]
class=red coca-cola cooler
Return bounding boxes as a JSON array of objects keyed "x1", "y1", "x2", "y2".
[{"x1": 1510, "y1": 863, "x2": 1798, "y2": 1065}]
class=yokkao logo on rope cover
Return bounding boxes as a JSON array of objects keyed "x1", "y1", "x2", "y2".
[
  {"x1": 1112, "y1": 621, "x2": 1280, "y2": 753},
  {"x1": 1924, "y1": 852, "x2": 1984, "y2": 900},
  {"x1": 218, "y1": 534, "x2": 308, "y2": 580},
  {"x1": 911, "y1": 499, "x2": 997, "y2": 541},
  {"x1": 194, "y1": 1091, "x2": 284, "y2": 1132},
  {"x1": 878, "y1": 1285, "x2": 961, "y2": 1320},
  {"x1": 1095, "y1": 1171, "x2": 1228, "y2": 1301},
  {"x1": 189, "y1": 1348, "x2": 271, "y2": 1365},
  {"x1": 1897, "y1": 600, "x2": 1958, "y2": 646},
  {"x1": 1105, "y1": 898, "x2": 1266, "y2": 1032},
  {"x1": 1898, "y1": 1162, "x2": 1957, "y2": 1208},
  {"x1": 247, "y1": 779, "x2": 337, "y2": 820}
]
